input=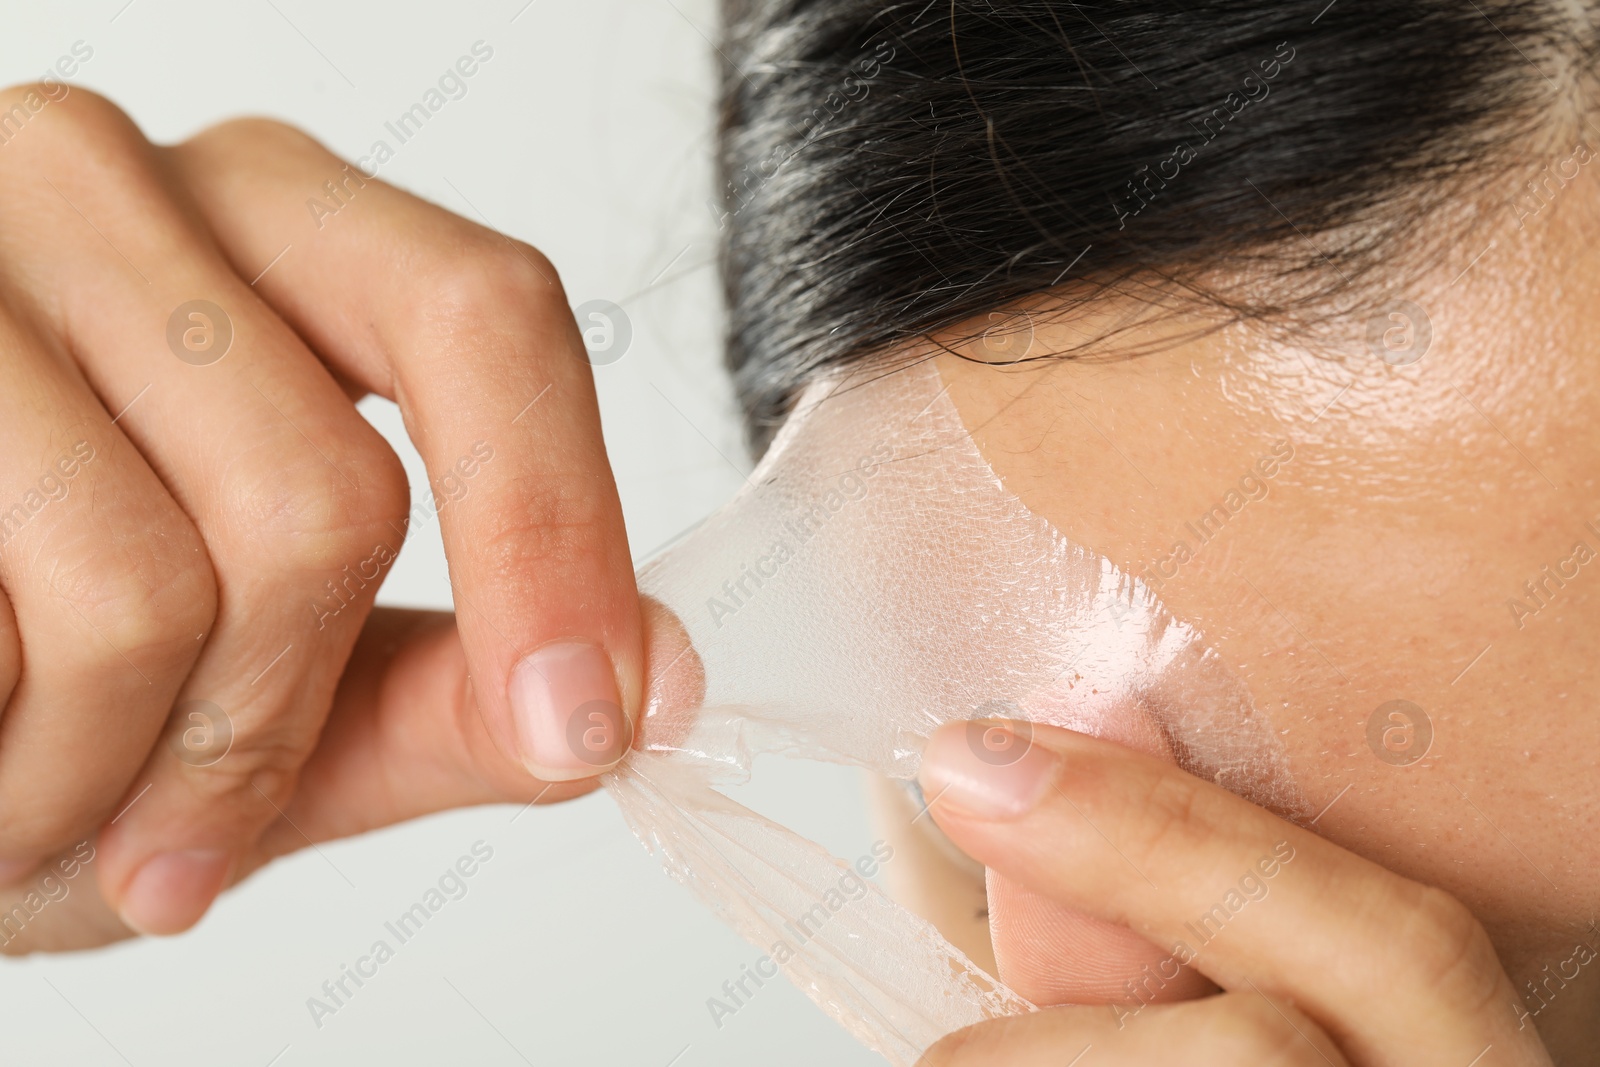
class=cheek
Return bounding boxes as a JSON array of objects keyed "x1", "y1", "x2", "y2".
[
  {"x1": 1020, "y1": 680, "x2": 1176, "y2": 764},
  {"x1": 940, "y1": 289, "x2": 1600, "y2": 940}
]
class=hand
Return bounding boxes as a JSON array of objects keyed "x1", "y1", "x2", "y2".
[
  {"x1": 0, "y1": 84, "x2": 643, "y2": 936},
  {"x1": 914, "y1": 721, "x2": 1554, "y2": 1066},
  {"x1": 0, "y1": 601, "x2": 694, "y2": 956}
]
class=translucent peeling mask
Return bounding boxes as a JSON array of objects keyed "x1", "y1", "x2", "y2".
[{"x1": 603, "y1": 359, "x2": 1307, "y2": 1065}]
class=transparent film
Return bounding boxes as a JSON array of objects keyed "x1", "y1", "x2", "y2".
[{"x1": 604, "y1": 361, "x2": 1306, "y2": 1064}]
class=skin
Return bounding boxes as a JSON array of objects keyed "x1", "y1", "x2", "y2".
[
  {"x1": 2, "y1": 84, "x2": 1594, "y2": 1064},
  {"x1": 888, "y1": 134, "x2": 1600, "y2": 1062},
  {"x1": 915, "y1": 721, "x2": 1558, "y2": 1065},
  {"x1": 0, "y1": 85, "x2": 642, "y2": 938}
]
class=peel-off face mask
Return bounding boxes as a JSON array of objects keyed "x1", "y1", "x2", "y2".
[{"x1": 604, "y1": 359, "x2": 1307, "y2": 1065}]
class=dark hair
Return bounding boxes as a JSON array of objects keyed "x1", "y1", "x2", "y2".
[{"x1": 715, "y1": 0, "x2": 1590, "y2": 451}]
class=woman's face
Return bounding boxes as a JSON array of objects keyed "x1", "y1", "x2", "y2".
[{"x1": 932, "y1": 157, "x2": 1600, "y2": 976}]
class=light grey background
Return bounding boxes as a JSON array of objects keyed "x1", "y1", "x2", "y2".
[{"x1": 0, "y1": 3, "x2": 881, "y2": 1064}]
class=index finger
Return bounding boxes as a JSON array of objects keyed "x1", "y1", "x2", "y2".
[
  {"x1": 165, "y1": 120, "x2": 642, "y2": 782},
  {"x1": 917, "y1": 722, "x2": 1552, "y2": 1066}
]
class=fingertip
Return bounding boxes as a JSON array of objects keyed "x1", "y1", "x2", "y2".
[
  {"x1": 919, "y1": 721, "x2": 1061, "y2": 823},
  {"x1": 115, "y1": 848, "x2": 231, "y2": 937},
  {"x1": 506, "y1": 640, "x2": 634, "y2": 780}
]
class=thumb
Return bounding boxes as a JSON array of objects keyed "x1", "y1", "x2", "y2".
[
  {"x1": 242, "y1": 608, "x2": 581, "y2": 874},
  {"x1": 243, "y1": 600, "x2": 701, "y2": 874},
  {"x1": 1, "y1": 605, "x2": 695, "y2": 956}
]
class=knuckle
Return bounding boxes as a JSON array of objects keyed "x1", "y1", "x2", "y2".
[
  {"x1": 50, "y1": 518, "x2": 218, "y2": 666},
  {"x1": 466, "y1": 477, "x2": 613, "y2": 578},
  {"x1": 187, "y1": 116, "x2": 327, "y2": 160},
  {"x1": 172, "y1": 715, "x2": 309, "y2": 805},
  {"x1": 413, "y1": 240, "x2": 567, "y2": 335},
  {"x1": 495, "y1": 239, "x2": 564, "y2": 300},
  {"x1": 1394, "y1": 884, "x2": 1503, "y2": 1007},
  {"x1": 0, "y1": 82, "x2": 135, "y2": 157},
  {"x1": 224, "y1": 428, "x2": 409, "y2": 574},
  {"x1": 173, "y1": 117, "x2": 346, "y2": 190}
]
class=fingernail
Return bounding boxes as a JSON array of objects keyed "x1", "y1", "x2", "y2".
[
  {"x1": 508, "y1": 640, "x2": 631, "y2": 779},
  {"x1": 919, "y1": 722, "x2": 1061, "y2": 821},
  {"x1": 118, "y1": 849, "x2": 231, "y2": 936},
  {"x1": 0, "y1": 858, "x2": 38, "y2": 886}
]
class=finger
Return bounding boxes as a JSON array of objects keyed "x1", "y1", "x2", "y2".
[
  {"x1": 0, "y1": 582, "x2": 24, "y2": 885},
  {"x1": 986, "y1": 871, "x2": 1214, "y2": 1005},
  {"x1": 918, "y1": 722, "x2": 1548, "y2": 1066},
  {"x1": 0, "y1": 838, "x2": 128, "y2": 957},
  {"x1": 0, "y1": 297, "x2": 216, "y2": 873},
  {"x1": 987, "y1": 683, "x2": 1214, "y2": 1006},
  {"x1": 0, "y1": 599, "x2": 698, "y2": 957},
  {"x1": 167, "y1": 120, "x2": 644, "y2": 783},
  {"x1": 244, "y1": 597, "x2": 698, "y2": 871},
  {"x1": 0, "y1": 87, "x2": 409, "y2": 933},
  {"x1": 4, "y1": 612, "x2": 549, "y2": 957},
  {"x1": 920, "y1": 994, "x2": 1349, "y2": 1066},
  {"x1": 250, "y1": 609, "x2": 567, "y2": 865}
]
